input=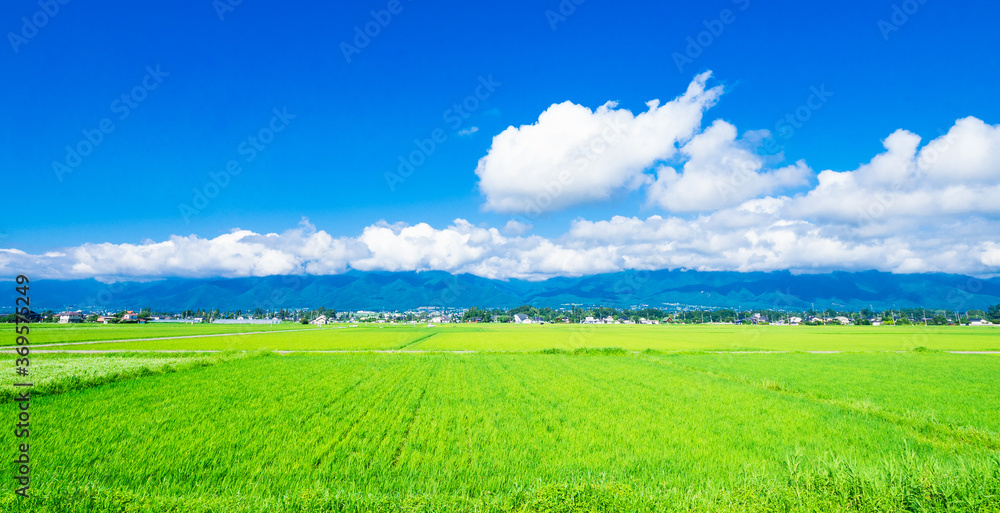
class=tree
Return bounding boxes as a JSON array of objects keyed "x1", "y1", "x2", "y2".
[
  {"x1": 462, "y1": 307, "x2": 491, "y2": 323},
  {"x1": 930, "y1": 315, "x2": 948, "y2": 326}
]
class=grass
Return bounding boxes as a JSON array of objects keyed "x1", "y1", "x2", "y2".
[
  {"x1": 0, "y1": 351, "x2": 250, "y2": 400},
  {"x1": 33, "y1": 323, "x2": 1000, "y2": 352},
  {"x1": 661, "y1": 351, "x2": 1000, "y2": 434},
  {"x1": 32, "y1": 325, "x2": 432, "y2": 351},
  {"x1": 22, "y1": 321, "x2": 311, "y2": 345},
  {"x1": 3, "y1": 351, "x2": 999, "y2": 512},
  {"x1": 408, "y1": 324, "x2": 1000, "y2": 352}
]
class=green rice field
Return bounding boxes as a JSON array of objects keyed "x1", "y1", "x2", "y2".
[
  {"x1": 5, "y1": 324, "x2": 1000, "y2": 511},
  {"x1": 23, "y1": 322, "x2": 310, "y2": 345},
  {"x1": 30, "y1": 322, "x2": 1000, "y2": 352}
]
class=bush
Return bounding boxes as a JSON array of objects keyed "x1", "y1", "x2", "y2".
[{"x1": 572, "y1": 347, "x2": 628, "y2": 356}]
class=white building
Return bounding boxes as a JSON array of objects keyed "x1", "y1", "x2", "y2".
[
  {"x1": 513, "y1": 314, "x2": 532, "y2": 324},
  {"x1": 57, "y1": 311, "x2": 84, "y2": 323}
]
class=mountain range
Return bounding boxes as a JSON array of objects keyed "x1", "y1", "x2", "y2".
[{"x1": 25, "y1": 270, "x2": 1000, "y2": 312}]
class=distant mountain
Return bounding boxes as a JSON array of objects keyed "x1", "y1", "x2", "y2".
[{"x1": 25, "y1": 270, "x2": 1000, "y2": 312}]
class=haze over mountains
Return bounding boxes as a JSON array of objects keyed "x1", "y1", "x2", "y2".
[{"x1": 29, "y1": 270, "x2": 1000, "y2": 312}]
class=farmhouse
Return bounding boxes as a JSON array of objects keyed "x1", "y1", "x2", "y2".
[
  {"x1": 57, "y1": 311, "x2": 84, "y2": 323},
  {"x1": 121, "y1": 311, "x2": 139, "y2": 322},
  {"x1": 513, "y1": 314, "x2": 532, "y2": 324},
  {"x1": 968, "y1": 318, "x2": 993, "y2": 326}
]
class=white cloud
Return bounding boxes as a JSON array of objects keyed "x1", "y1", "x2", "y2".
[
  {"x1": 458, "y1": 126, "x2": 479, "y2": 136},
  {"x1": 918, "y1": 116, "x2": 1000, "y2": 184},
  {"x1": 3, "y1": 108, "x2": 1000, "y2": 282},
  {"x1": 475, "y1": 71, "x2": 723, "y2": 215},
  {"x1": 351, "y1": 219, "x2": 504, "y2": 273},
  {"x1": 2, "y1": 219, "x2": 367, "y2": 282},
  {"x1": 787, "y1": 120, "x2": 1000, "y2": 226},
  {"x1": 502, "y1": 219, "x2": 532, "y2": 236},
  {"x1": 647, "y1": 120, "x2": 812, "y2": 212}
]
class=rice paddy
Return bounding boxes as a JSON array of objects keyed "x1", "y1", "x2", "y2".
[
  {"x1": 33, "y1": 323, "x2": 1000, "y2": 352},
  {"x1": 23, "y1": 322, "x2": 310, "y2": 346},
  {"x1": 5, "y1": 324, "x2": 1000, "y2": 511}
]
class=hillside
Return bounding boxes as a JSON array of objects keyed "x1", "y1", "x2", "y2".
[{"x1": 29, "y1": 270, "x2": 1000, "y2": 311}]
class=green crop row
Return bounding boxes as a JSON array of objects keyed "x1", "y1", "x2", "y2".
[
  {"x1": 0, "y1": 351, "x2": 257, "y2": 401},
  {"x1": 3, "y1": 352, "x2": 998, "y2": 511},
  {"x1": 35, "y1": 324, "x2": 1000, "y2": 352},
  {"x1": 19, "y1": 322, "x2": 313, "y2": 346},
  {"x1": 659, "y1": 351, "x2": 1000, "y2": 434}
]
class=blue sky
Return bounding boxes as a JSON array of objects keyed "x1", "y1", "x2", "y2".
[{"x1": 3, "y1": 0, "x2": 1000, "y2": 280}]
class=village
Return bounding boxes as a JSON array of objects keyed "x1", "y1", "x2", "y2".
[{"x1": 25, "y1": 304, "x2": 998, "y2": 328}]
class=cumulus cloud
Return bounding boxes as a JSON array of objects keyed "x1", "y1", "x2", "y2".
[
  {"x1": 787, "y1": 117, "x2": 1000, "y2": 227},
  {"x1": 351, "y1": 219, "x2": 505, "y2": 273},
  {"x1": 475, "y1": 71, "x2": 723, "y2": 215},
  {"x1": 1, "y1": 219, "x2": 368, "y2": 283},
  {"x1": 502, "y1": 220, "x2": 532, "y2": 236},
  {"x1": 647, "y1": 120, "x2": 812, "y2": 212},
  {"x1": 3, "y1": 115, "x2": 1000, "y2": 281}
]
